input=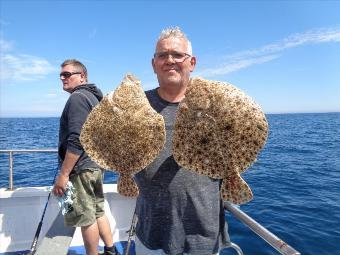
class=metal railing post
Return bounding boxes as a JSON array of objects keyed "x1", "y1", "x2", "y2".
[
  {"x1": 0, "y1": 149, "x2": 58, "y2": 190},
  {"x1": 9, "y1": 151, "x2": 14, "y2": 190}
]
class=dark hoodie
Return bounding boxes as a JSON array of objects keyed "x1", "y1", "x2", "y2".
[{"x1": 58, "y1": 84, "x2": 103, "y2": 174}]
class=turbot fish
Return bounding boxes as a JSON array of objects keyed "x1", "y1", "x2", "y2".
[
  {"x1": 80, "y1": 74, "x2": 166, "y2": 197},
  {"x1": 172, "y1": 77, "x2": 268, "y2": 204}
]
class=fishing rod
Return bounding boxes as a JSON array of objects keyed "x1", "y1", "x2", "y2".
[
  {"x1": 26, "y1": 151, "x2": 84, "y2": 255},
  {"x1": 26, "y1": 164, "x2": 59, "y2": 255},
  {"x1": 125, "y1": 209, "x2": 138, "y2": 255}
]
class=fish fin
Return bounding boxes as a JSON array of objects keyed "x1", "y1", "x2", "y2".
[
  {"x1": 221, "y1": 174, "x2": 253, "y2": 205},
  {"x1": 117, "y1": 173, "x2": 139, "y2": 197}
]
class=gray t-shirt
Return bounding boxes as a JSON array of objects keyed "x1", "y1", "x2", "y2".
[{"x1": 134, "y1": 89, "x2": 230, "y2": 255}]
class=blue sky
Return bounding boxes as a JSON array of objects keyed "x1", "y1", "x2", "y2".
[{"x1": 1, "y1": 0, "x2": 339, "y2": 117}]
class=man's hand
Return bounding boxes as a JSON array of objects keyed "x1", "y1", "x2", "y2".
[{"x1": 53, "y1": 173, "x2": 69, "y2": 196}]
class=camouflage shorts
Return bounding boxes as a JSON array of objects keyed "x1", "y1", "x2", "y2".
[{"x1": 64, "y1": 169, "x2": 105, "y2": 227}]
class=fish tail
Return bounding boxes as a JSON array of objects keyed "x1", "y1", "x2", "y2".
[
  {"x1": 221, "y1": 174, "x2": 253, "y2": 205},
  {"x1": 117, "y1": 173, "x2": 139, "y2": 197}
]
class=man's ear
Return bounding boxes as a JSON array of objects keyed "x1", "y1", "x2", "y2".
[
  {"x1": 152, "y1": 58, "x2": 156, "y2": 73},
  {"x1": 80, "y1": 73, "x2": 87, "y2": 83},
  {"x1": 189, "y1": 56, "x2": 196, "y2": 72}
]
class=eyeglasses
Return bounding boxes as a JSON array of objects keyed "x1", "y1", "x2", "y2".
[
  {"x1": 154, "y1": 51, "x2": 191, "y2": 63},
  {"x1": 60, "y1": 71, "x2": 82, "y2": 78}
]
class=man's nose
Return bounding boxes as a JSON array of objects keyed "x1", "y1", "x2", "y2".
[{"x1": 164, "y1": 54, "x2": 176, "y2": 63}]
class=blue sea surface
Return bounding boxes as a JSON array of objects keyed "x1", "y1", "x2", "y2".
[
  {"x1": 1, "y1": 113, "x2": 339, "y2": 255},
  {"x1": 0, "y1": 117, "x2": 118, "y2": 187}
]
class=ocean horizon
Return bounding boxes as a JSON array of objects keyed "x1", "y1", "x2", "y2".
[
  {"x1": 2, "y1": 111, "x2": 340, "y2": 119},
  {"x1": 1, "y1": 113, "x2": 339, "y2": 255}
]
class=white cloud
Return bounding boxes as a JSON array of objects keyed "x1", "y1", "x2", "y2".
[
  {"x1": 235, "y1": 27, "x2": 340, "y2": 58},
  {"x1": 0, "y1": 38, "x2": 56, "y2": 82},
  {"x1": 1, "y1": 54, "x2": 56, "y2": 81},
  {"x1": 197, "y1": 27, "x2": 340, "y2": 77},
  {"x1": 0, "y1": 39, "x2": 13, "y2": 51},
  {"x1": 196, "y1": 55, "x2": 279, "y2": 77}
]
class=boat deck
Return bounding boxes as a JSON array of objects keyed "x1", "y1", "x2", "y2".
[
  {"x1": 1, "y1": 241, "x2": 135, "y2": 255},
  {"x1": 0, "y1": 184, "x2": 136, "y2": 255}
]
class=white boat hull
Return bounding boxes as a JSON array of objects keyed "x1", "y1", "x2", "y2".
[{"x1": 0, "y1": 184, "x2": 136, "y2": 254}]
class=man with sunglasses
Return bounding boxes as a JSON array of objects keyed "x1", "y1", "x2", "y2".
[
  {"x1": 134, "y1": 27, "x2": 230, "y2": 255},
  {"x1": 53, "y1": 59, "x2": 117, "y2": 255}
]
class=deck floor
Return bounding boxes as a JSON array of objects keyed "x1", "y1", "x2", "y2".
[{"x1": 1, "y1": 241, "x2": 135, "y2": 255}]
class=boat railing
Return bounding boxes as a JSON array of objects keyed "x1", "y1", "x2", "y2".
[
  {"x1": 224, "y1": 202, "x2": 300, "y2": 255},
  {"x1": 0, "y1": 148, "x2": 58, "y2": 190},
  {"x1": 0, "y1": 149, "x2": 300, "y2": 255}
]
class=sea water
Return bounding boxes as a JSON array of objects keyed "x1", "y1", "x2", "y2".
[{"x1": 1, "y1": 113, "x2": 339, "y2": 255}]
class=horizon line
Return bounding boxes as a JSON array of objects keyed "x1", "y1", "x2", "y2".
[{"x1": 1, "y1": 111, "x2": 339, "y2": 118}]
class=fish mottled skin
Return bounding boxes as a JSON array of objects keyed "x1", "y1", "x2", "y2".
[
  {"x1": 172, "y1": 77, "x2": 268, "y2": 204},
  {"x1": 80, "y1": 74, "x2": 166, "y2": 197}
]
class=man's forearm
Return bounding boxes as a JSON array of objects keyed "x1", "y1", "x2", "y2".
[
  {"x1": 59, "y1": 150, "x2": 81, "y2": 177},
  {"x1": 53, "y1": 150, "x2": 81, "y2": 196}
]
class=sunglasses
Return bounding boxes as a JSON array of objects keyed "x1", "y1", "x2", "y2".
[{"x1": 60, "y1": 71, "x2": 82, "y2": 78}]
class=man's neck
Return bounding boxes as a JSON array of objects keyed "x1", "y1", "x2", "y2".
[
  {"x1": 157, "y1": 85, "x2": 187, "y2": 103},
  {"x1": 71, "y1": 83, "x2": 87, "y2": 92}
]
